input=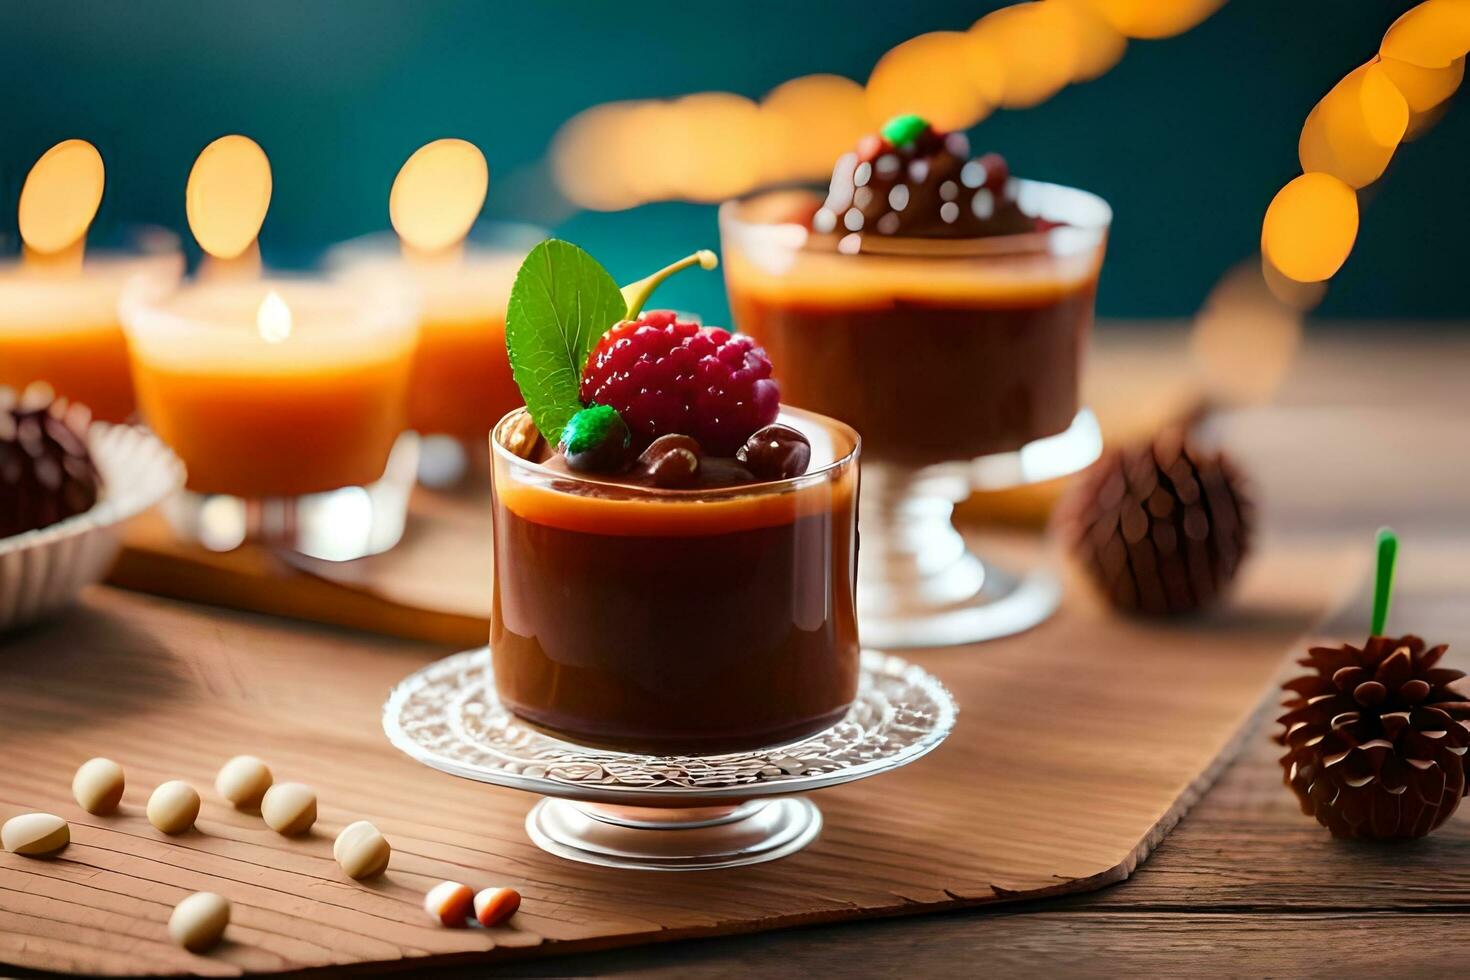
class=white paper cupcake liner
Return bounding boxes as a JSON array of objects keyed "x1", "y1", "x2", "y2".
[{"x1": 0, "y1": 423, "x2": 185, "y2": 632}]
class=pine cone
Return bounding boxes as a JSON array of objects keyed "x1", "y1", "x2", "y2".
[
  {"x1": 1277, "y1": 635, "x2": 1470, "y2": 840},
  {"x1": 0, "y1": 383, "x2": 102, "y2": 539},
  {"x1": 1056, "y1": 428, "x2": 1252, "y2": 615}
]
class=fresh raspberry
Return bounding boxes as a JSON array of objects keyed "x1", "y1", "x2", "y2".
[{"x1": 580, "y1": 310, "x2": 780, "y2": 455}]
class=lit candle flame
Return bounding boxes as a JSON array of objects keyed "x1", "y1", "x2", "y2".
[
  {"x1": 19, "y1": 139, "x2": 105, "y2": 268},
  {"x1": 257, "y1": 290, "x2": 292, "y2": 344},
  {"x1": 188, "y1": 135, "x2": 273, "y2": 262},
  {"x1": 390, "y1": 139, "x2": 489, "y2": 257}
]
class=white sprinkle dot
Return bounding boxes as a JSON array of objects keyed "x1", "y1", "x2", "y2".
[
  {"x1": 940, "y1": 202, "x2": 960, "y2": 224},
  {"x1": 888, "y1": 185, "x2": 910, "y2": 211},
  {"x1": 908, "y1": 159, "x2": 929, "y2": 183},
  {"x1": 837, "y1": 233, "x2": 862, "y2": 255},
  {"x1": 877, "y1": 213, "x2": 900, "y2": 235},
  {"x1": 940, "y1": 180, "x2": 958, "y2": 202},
  {"x1": 875, "y1": 154, "x2": 901, "y2": 176},
  {"x1": 961, "y1": 161, "x2": 985, "y2": 188},
  {"x1": 813, "y1": 209, "x2": 837, "y2": 233},
  {"x1": 971, "y1": 189, "x2": 995, "y2": 220},
  {"x1": 854, "y1": 162, "x2": 872, "y2": 187},
  {"x1": 853, "y1": 187, "x2": 873, "y2": 208},
  {"x1": 843, "y1": 208, "x2": 864, "y2": 232}
]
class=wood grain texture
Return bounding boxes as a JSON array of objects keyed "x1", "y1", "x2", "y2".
[
  {"x1": 473, "y1": 547, "x2": 1470, "y2": 979},
  {"x1": 0, "y1": 535, "x2": 1335, "y2": 975}
]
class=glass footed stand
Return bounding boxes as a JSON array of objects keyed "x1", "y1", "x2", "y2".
[
  {"x1": 859, "y1": 409, "x2": 1102, "y2": 649},
  {"x1": 383, "y1": 648, "x2": 957, "y2": 871}
]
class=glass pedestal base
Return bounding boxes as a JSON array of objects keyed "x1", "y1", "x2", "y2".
[
  {"x1": 383, "y1": 648, "x2": 956, "y2": 871},
  {"x1": 858, "y1": 410, "x2": 1101, "y2": 649},
  {"x1": 527, "y1": 798, "x2": 821, "y2": 871},
  {"x1": 162, "y1": 432, "x2": 419, "y2": 561}
]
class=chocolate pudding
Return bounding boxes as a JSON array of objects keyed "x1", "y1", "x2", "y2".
[
  {"x1": 488, "y1": 407, "x2": 861, "y2": 754},
  {"x1": 720, "y1": 119, "x2": 1110, "y2": 466}
]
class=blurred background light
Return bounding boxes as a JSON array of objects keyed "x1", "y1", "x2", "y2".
[
  {"x1": 1262, "y1": 173, "x2": 1359, "y2": 283},
  {"x1": 5, "y1": 0, "x2": 1470, "y2": 321},
  {"x1": 1298, "y1": 61, "x2": 1408, "y2": 188}
]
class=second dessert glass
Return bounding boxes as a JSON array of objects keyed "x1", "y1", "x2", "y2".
[
  {"x1": 721, "y1": 179, "x2": 1110, "y2": 648},
  {"x1": 489, "y1": 405, "x2": 860, "y2": 754}
]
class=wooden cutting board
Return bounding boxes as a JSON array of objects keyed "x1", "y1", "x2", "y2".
[{"x1": 0, "y1": 535, "x2": 1346, "y2": 976}]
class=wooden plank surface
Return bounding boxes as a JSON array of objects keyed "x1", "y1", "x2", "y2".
[
  {"x1": 481, "y1": 544, "x2": 1470, "y2": 979},
  {"x1": 0, "y1": 530, "x2": 1336, "y2": 975}
]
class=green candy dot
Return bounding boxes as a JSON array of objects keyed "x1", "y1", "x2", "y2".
[
  {"x1": 561, "y1": 404, "x2": 628, "y2": 455},
  {"x1": 881, "y1": 113, "x2": 930, "y2": 148}
]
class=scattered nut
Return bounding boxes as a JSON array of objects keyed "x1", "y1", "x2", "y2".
[
  {"x1": 473, "y1": 886, "x2": 521, "y2": 927},
  {"x1": 424, "y1": 880, "x2": 474, "y2": 927},
  {"x1": 638, "y1": 434, "x2": 702, "y2": 488},
  {"x1": 169, "y1": 891, "x2": 230, "y2": 953},
  {"x1": 2, "y1": 812, "x2": 70, "y2": 856},
  {"x1": 333, "y1": 820, "x2": 390, "y2": 880},
  {"x1": 147, "y1": 781, "x2": 201, "y2": 835},
  {"x1": 260, "y1": 782, "x2": 316, "y2": 836},
  {"x1": 72, "y1": 758, "x2": 125, "y2": 815},
  {"x1": 215, "y1": 755, "x2": 273, "y2": 809},
  {"x1": 501, "y1": 412, "x2": 543, "y2": 460}
]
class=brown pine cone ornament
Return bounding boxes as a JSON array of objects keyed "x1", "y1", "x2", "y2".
[
  {"x1": 0, "y1": 383, "x2": 103, "y2": 539},
  {"x1": 1277, "y1": 635, "x2": 1470, "y2": 840},
  {"x1": 1056, "y1": 428, "x2": 1252, "y2": 615}
]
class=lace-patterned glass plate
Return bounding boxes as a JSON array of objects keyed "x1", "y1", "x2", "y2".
[{"x1": 383, "y1": 648, "x2": 958, "y2": 807}]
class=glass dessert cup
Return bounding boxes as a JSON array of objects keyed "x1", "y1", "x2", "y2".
[
  {"x1": 721, "y1": 180, "x2": 1111, "y2": 648},
  {"x1": 0, "y1": 228, "x2": 183, "y2": 423},
  {"x1": 328, "y1": 222, "x2": 546, "y2": 489},
  {"x1": 122, "y1": 275, "x2": 420, "y2": 561},
  {"x1": 489, "y1": 405, "x2": 861, "y2": 754}
]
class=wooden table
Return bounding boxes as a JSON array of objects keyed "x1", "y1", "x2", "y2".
[
  {"x1": 469, "y1": 328, "x2": 1470, "y2": 977},
  {"x1": 6, "y1": 327, "x2": 1468, "y2": 977}
]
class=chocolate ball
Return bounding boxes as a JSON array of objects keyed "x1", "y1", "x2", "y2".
[
  {"x1": 1, "y1": 384, "x2": 102, "y2": 539},
  {"x1": 736, "y1": 424, "x2": 811, "y2": 481},
  {"x1": 637, "y1": 434, "x2": 702, "y2": 488},
  {"x1": 559, "y1": 405, "x2": 631, "y2": 473}
]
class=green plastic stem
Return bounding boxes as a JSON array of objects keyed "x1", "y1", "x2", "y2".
[{"x1": 1371, "y1": 527, "x2": 1398, "y2": 636}]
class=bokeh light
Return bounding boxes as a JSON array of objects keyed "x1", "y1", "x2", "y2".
[
  {"x1": 550, "y1": 0, "x2": 1226, "y2": 209},
  {"x1": 1297, "y1": 61, "x2": 1408, "y2": 188},
  {"x1": 1078, "y1": 0, "x2": 1227, "y2": 40},
  {"x1": 971, "y1": 4, "x2": 1079, "y2": 109},
  {"x1": 389, "y1": 139, "x2": 489, "y2": 255},
  {"x1": 1380, "y1": 0, "x2": 1470, "y2": 69},
  {"x1": 1054, "y1": 0, "x2": 1129, "y2": 82},
  {"x1": 551, "y1": 101, "x2": 648, "y2": 212},
  {"x1": 1192, "y1": 257, "x2": 1307, "y2": 408},
  {"x1": 866, "y1": 32, "x2": 994, "y2": 130},
  {"x1": 187, "y1": 134, "x2": 273, "y2": 260},
  {"x1": 665, "y1": 93, "x2": 767, "y2": 203},
  {"x1": 760, "y1": 75, "x2": 875, "y2": 182},
  {"x1": 1378, "y1": 55, "x2": 1465, "y2": 139},
  {"x1": 1261, "y1": 173, "x2": 1359, "y2": 283},
  {"x1": 18, "y1": 139, "x2": 105, "y2": 257}
]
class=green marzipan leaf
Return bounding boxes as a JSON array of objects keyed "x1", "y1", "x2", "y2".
[{"x1": 505, "y1": 240, "x2": 627, "y2": 441}]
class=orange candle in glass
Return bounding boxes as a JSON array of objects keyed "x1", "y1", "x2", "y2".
[
  {"x1": 123, "y1": 279, "x2": 418, "y2": 497},
  {"x1": 0, "y1": 140, "x2": 182, "y2": 421},
  {"x1": 331, "y1": 140, "x2": 542, "y2": 444},
  {"x1": 332, "y1": 225, "x2": 541, "y2": 441}
]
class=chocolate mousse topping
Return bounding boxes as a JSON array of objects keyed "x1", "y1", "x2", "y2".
[{"x1": 812, "y1": 114, "x2": 1036, "y2": 240}]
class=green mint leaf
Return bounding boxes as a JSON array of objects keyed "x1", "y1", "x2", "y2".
[{"x1": 505, "y1": 240, "x2": 627, "y2": 441}]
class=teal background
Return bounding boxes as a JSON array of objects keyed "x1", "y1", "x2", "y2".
[{"x1": 2, "y1": 0, "x2": 1466, "y2": 322}]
